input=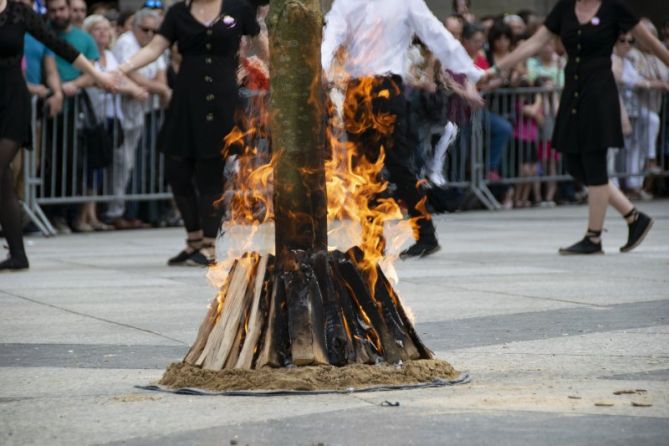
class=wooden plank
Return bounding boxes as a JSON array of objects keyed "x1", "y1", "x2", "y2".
[
  {"x1": 332, "y1": 250, "x2": 406, "y2": 363},
  {"x1": 329, "y1": 254, "x2": 377, "y2": 364},
  {"x1": 206, "y1": 255, "x2": 259, "y2": 370},
  {"x1": 312, "y1": 251, "x2": 353, "y2": 365},
  {"x1": 235, "y1": 254, "x2": 270, "y2": 369},
  {"x1": 378, "y1": 268, "x2": 433, "y2": 360},
  {"x1": 284, "y1": 252, "x2": 328, "y2": 366},
  {"x1": 256, "y1": 272, "x2": 290, "y2": 368},
  {"x1": 197, "y1": 255, "x2": 255, "y2": 369},
  {"x1": 184, "y1": 260, "x2": 238, "y2": 365}
]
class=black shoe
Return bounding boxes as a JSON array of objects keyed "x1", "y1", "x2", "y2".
[
  {"x1": 400, "y1": 239, "x2": 441, "y2": 259},
  {"x1": 185, "y1": 248, "x2": 215, "y2": 267},
  {"x1": 167, "y1": 249, "x2": 193, "y2": 266},
  {"x1": 0, "y1": 255, "x2": 30, "y2": 271},
  {"x1": 620, "y1": 212, "x2": 654, "y2": 253},
  {"x1": 559, "y1": 237, "x2": 603, "y2": 255}
]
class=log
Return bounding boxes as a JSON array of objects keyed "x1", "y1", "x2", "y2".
[
  {"x1": 346, "y1": 247, "x2": 420, "y2": 360},
  {"x1": 183, "y1": 260, "x2": 237, "y2": 365},
  {"x1": 331, "y1": 251, "x2": 407, "y2": 363},
  {"x1": 282, "y1": 251, "x2": 329, "y2": 366},
  {"x1": 256, "y1": 271, "x2": 290, "y2": 368},
  {"x1": 312, "y1": 251, "x2": 354, "y2": 365},
  {"x1": 235, "y1": 254, "x2": 272, "y2": 369},
  {"x1": 377, "y1": 268, "x2": 434, "y2": 360},
  {"x1": 198, "y1": 254, "x2": 257, "y2": 370}
]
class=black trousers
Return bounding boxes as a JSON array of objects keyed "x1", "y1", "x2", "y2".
[{"x1": 344, "y1": 75, "x2": 435, "y2": 239}]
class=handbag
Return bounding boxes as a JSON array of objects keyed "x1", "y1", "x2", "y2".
[{"x1": 77, "y1": 91, "x2": 114, "y2": 169}]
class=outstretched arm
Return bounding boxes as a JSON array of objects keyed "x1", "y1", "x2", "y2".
[
  {"x1": 409, "y1": 0, "x2": 483, "y2": 84},
  {"x1": 492, "y1": 26, "x2": 554, "y2": 73},
  {"x1": 116, "y1": 35, "x2": 171, "y2": 75},
  {"x1": 632, "y1": 22, "x2": 669, "y2": 67}
]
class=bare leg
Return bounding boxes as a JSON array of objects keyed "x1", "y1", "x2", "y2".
[
  {"x1": 586, "y1": 184, "x2": 610, "y2": 241},
  {"x1": 608, "y1": 180, "x2": 634, "y2": 218}
]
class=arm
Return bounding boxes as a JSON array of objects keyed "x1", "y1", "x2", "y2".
[
  {"x1": 632, "y1": 22, "x2": 669, "y2": 68},
  {"x1": 409, "y1": 0, "x2": 483, "y2": 84},
  {"x1": 43, "y1": 56, "x2": 64, "y2": 116},
  {"x1": 116, "y1": 35, "x2": 171, "y2": 75},
  {"x1": 493, "y1": 26, "x2": 554, "y2": 73}
]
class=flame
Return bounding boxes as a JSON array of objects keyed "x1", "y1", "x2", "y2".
[{"x1": 208, "y1": 68, "x2": 421, "y2": 318}]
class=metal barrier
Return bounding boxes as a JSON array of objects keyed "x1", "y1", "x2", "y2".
[
  {"x1": 473, "y1": 86, "x2": 669, "y2": 209},
  {"x1": 20, "y1": 86, "x2": 669, "y2": 235},
  {"x1": 22, "y1": 92, "x2": 170, "y2": 235}
]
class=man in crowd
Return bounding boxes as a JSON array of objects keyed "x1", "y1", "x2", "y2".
[
  {"x1": 70, "y1": 0, "x2": 87, "y2": 28},
  {"x1": 44, "y1": 0, "x2": 99, "y2": 232},
  {"x1": 322, "y1": 0, "x2": 485, "y2": 258}
]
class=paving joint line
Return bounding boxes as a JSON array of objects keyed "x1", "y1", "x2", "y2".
[{"x1": 0, "y1": 289, "x2": 189, "y2": 345}]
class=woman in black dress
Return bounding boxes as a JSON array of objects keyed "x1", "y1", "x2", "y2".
[
  {"x1": 488, "y1": 0, "x2": 669, "y2": 255},
  {"x1": 116, "y1": 0, "x2": 267, "y2": 266},
  {"x1": 0, "y1": 0, "x2": 114, "y2": 271}
]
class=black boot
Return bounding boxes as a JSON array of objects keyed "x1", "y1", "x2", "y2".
[
  {"x1": 559, "y1": 229, "x2": 603, "y2": 255},
  {"x1": 620, "y1": 209, "x2": 654, "y2": 253},
  {"x1": 400, "y1": 219, "x2": 440, "y2": 259},
  {"x1": 0, "y1": 253, "x2": 29, "y2": 271}
]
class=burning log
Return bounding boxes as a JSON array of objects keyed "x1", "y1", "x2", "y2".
[
  {"x1": 189, "y1": 250, "x2": 431, "y2": 370},
  {"x1": 172, "y1": 0, "x2": 439, "y2": 379}
]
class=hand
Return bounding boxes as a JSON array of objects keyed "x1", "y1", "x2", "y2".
[
  {"x1": 95, "y1": 71, "x2": 117, "y2": 92},
  {"x1": 61, "y1": 81, "x2": 80, "y2": 97},
  {"x1": 463, "y1": 81, "x2": 485, "y2": 110},
  {"x1": 132, "y1": 87, "x2": 149, "y2": 102},
  {"x1": 32, "y1": 84, "x2": 50, "y2": 98},
  {"x1": 45, "y1": 93, "x2": 63, "y2": 117}
]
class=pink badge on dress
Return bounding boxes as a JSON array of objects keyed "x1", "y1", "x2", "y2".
[
  {"x1": 223, "y1": 15, "x2": 236, "y2": 28},
  {"x1": 591, "y1": 16, "x2": 600, "y2": 26}
]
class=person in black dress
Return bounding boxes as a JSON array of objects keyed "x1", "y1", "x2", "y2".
[
  {"x1": 0, "y1": 0, "x2": 114, "y2": 271},
  {"x1": 115, "y1": 0, "x2": 267, "y2": 266},
  {"x1": 487, "y1": 0, "x2": 669, "y2": 255}
]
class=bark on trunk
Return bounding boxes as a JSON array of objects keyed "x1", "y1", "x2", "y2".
[{"x1": 268, "y1": 0, "x2": 327, "y2": 261}]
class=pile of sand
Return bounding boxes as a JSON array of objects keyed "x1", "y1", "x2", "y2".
[{"x1": 159, "y1": 360, "x2": 458, "y2": 392}]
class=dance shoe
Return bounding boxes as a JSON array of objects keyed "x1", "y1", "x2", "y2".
[
  {"x1": 400, "y1": 238, "x2": 441, "y2": 259},
  {"x1": 0, "y1": 255, "x2": 29, "y2": 271},
  {"x1": 558, "y1": 237, "x2": 603, "y2": 256},
  {"x1": 620, "y1": 212, "x2": 654, "y2": 253}
]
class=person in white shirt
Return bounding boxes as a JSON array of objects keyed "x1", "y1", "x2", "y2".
[
  {"x1": 108, "y1": 8, "x2": 169, "y2": 228},
  {"x1": 322, "y1": 0, "x2": 485, "y2": 258}
]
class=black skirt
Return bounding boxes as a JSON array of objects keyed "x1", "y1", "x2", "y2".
[
  {"x1": 0, "y1": 65, "x2": 32, "y2": 148},
  {"x1": 158, "y1": 54, "x2": 239, "y2": 160}
]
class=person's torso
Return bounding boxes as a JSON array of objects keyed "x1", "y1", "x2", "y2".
[
  {"x1": 337, "y1": 0, "x2": 413, "y2": 78},
  {"x1": 23, "y1": 33, "x2": 50, "y2": 84},
  {"x1": 55, "y1": 26, "x2": 93, "y2": 81}
]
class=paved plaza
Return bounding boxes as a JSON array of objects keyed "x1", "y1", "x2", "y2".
[{"x1": 1, "y1": 201, "x2": 668, "y2": 445}]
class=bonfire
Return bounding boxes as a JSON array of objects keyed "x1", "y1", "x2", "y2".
[{"x1": 160, "y1": 0, "x2": 459, "y2": 392}]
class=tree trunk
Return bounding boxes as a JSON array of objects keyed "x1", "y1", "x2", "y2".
[{"x1": 268, "y1": 0, "x2": 327, "y2": 262}]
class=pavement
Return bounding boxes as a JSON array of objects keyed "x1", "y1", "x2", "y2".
[{"x1": 1, "y1": 200, "x2": 668, "y2": 446}]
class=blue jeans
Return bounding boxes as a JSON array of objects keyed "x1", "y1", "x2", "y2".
[{"x1": 485, "y1": 111, "x2": 512, "y2": 172}]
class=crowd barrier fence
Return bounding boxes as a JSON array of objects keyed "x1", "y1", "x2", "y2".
[{"x1": 20, "y1": 86, "x2": 669, "y2": 235}]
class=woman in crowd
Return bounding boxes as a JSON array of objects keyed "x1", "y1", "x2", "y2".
[
  {"x1": 486, "y1": 20, "x2": 526, "y2": 87},
  {"x1": 113, "y1": 0, "x2": 267, "y2": 266},
  {"x1": 77, "y1": 14, "x2": 148, "y2": 232},
  {"x1": 489, "y1": 0, "x2": 669, "y2": 255},
  {"x1": 0, "y1": 0, "x2": 114, "y2": 271}
]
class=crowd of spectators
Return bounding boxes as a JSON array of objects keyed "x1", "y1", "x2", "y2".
[
  {"x1": 10, "y1": 0, "x2": 669, "y2": 237},
  {"x1": 402, "y1": 0, "x2": 669, "y2": 212}
]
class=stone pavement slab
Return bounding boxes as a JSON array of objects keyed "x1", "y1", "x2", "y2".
[{"x1": 1, "y1": 201, "x2": 668, "y2": 445}]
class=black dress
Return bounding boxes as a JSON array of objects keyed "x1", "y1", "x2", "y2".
[
  {"x1": 544, "y1": 0, "x2": 639, "y2": 154},
  {"x1": 0, "y1": 1, "x2": 79, "y2": 148},
  {"x1": 157, "y1": 0, "x2": 260, "y2": 159}
]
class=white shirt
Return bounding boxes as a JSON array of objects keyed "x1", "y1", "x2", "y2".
[
  {"x1": 321, "y1": 0, "x2": 483, "y2": 84},
  {"x1": 112, "y1": 31, "x2": 166, "y2": 116},
  {"x1": 86, "y1": 50, "x2": 123, "y2": 122}
]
